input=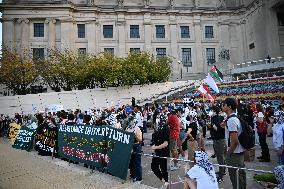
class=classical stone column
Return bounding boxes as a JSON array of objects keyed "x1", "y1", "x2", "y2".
[
  {"x1": 169, "y1": 15, "x2": 179, "y2": 78},
  {"x1": 60, "y1": 20, "x2": 75, "y2": 50},
  {"x1": 46, "y1": 18, "x2": 56, "y2": 50},
  {"x1": 144, "y1": 13, "x2": 152, "y2": 52},
  {"x1": 21, "y1": 18, "x2": 30, "y2": 54},
  {"x1": 2, "y1": 18, "x2": 14, "y2": 49},
  {"x1": 94, "y1": 21, "x2": 100, "y2": 54},
  {"x1": 117, "y1": 21, "x2": 126, "y2": 57},
  {"x1": 87, "y1": 21, "x2": 96, "y2": 54},
  {"x1": 193, "y1": 15, "x2": 203, "y2": 74}
]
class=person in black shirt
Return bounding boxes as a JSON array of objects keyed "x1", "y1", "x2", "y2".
[
  {"x1": 208, "y1": 105, "x2": 226, "y2": 183},
  {"x1": 151, "y1": 114, "x2": 170, "y2": 189}
]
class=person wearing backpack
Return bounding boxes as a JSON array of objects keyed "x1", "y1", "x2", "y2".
[{"x1": 221, "y1": 98, "x2": 246, "y2": 189}]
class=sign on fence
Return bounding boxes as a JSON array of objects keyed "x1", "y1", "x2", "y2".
[
  {"x1": 58, "y1": 124, "x2": 134, "y2": 180},
  {"x1": 12, "y1": 127, "x2": 35, "y2": 151},
  {"x1": 8, "y1": 123, "x2": 21, "y2": 145},
  {"x1": 35, "y1": 123, "x2": 58, "y2": 156}
]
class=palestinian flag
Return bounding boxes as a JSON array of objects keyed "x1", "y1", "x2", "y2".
[
  {"x1": 197, "y1": 83, "x2": 215, "y2": 103},
  {"x1": 210, "y1": 65, "x2": 223, "y2": 82}
]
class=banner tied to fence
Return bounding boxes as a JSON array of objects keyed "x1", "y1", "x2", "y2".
[
  {"x1": 58, "y1": 124, "x2": 134, "y2": 180},
  {"x1": 12, "y1": 127, "x2": 36, "y2": 151},
  {"x1": 35, "y1": 123, "x2": 58, "y2": 156}
]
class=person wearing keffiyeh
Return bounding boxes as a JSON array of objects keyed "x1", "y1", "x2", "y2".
[
  {"x1": 184, "y1": 151, "x2": 218, "y2": 189},
  {"x1": 274, "y1": 165, "x2": 284, "y2": 189}
]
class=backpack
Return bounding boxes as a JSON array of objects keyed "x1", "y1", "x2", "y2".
[{"x1": 228, "y1": 114, "x2": 255, "y2": 149}]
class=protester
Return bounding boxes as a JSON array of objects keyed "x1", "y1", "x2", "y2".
[
  {"x1": 273, "y1": 104, "x2": 284, "y2": 165},
  {"x1": 222, "y1": 97, "x2": 246, "y2": 189},
  {"x1": 208, "y1": 105, "x2": 226, "y2": 183},
  {"x1": 274, "y1": 165, "x2": 284, "y2": 189},
  {"x1": 167, "y1": 110, "x2": 180, "y2": 170},
  {"x1": 126, "y1": 116, "x2": 143, "y2": 183},
  {"x1": 151, "y1": 114, "x2": 170, "y2": 189},
  {"x1": 256, "y1": 112, "x2": 270, "y2": 162},
  {"x1": 184, "y1": 151, "x2": 218, "y2": 189}
]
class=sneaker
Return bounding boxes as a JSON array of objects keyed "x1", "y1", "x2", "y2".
[
  {"x1": 217, "y1": 177, "x2": 224, "y2": 183},
  {"x1": 259, "y1": 159, "x2": 270, "y2": 162},
  {"x1": 211, "y1": 154, "x2": 216, "y2": 158},
  {"x1": 257, "y1": 156, "x2": 263, "y2": 159},
  {"x1": 159, "y1": 181, "x2": 169, "y2": 189},
  {"x1": 133, "y1": 178, "x2": 142, "y2": 184}
]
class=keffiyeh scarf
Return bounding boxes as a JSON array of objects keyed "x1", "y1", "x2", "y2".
[
  {"x1": 274, "y1": 165, "x2": 284, "y2": 189},
  {"x1": 194, "y1": 151, "x2": 216, "y2": 182}
]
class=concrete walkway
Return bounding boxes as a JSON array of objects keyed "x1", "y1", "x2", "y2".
[
  {"x1": 0, "y1": 131, "x2": 278, "y2": 189},
  {"x1": 0, "y1": 138, "x2": 154, "y2": 189}
]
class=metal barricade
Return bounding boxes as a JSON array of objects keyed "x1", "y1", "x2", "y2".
[{"x1": 134, "y1": 152, "x2": 274, "y2": 189}]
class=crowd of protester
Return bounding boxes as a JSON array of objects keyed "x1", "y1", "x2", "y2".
[{"x1": 0, "y1": 96, "x2": 284, "y2": 189}]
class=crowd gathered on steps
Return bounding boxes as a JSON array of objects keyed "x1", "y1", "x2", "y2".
[{"x1": 0, "y1": 97, "x2": 284, "y2": 189}]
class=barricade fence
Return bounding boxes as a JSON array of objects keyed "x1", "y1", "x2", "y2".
[{"x1": 132, "y1": 151, "x2": 273, "y2": 189}]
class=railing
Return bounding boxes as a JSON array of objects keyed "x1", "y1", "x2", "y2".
[
  {"x1": 233, "y1": 57, "x2": 282, "y2": 69},
  {"x1": 134, "y1": 152, "x2": 273, "y2": 189}
]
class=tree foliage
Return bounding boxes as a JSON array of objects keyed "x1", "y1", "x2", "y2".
[
  {"x1": 0, "y1": 49, "x2": 172, "y2": 95},
  {"x1": 0, "y1": 49, "x2": 38, "y2": 95}
]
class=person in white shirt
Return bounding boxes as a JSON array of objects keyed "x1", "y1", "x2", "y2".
[
  {"x1": 221, "y1": 97, "x2": 246, "y2": 189},
  {"x1": 273, "y1": 104, "x2": 284, "y2": 165},
  {"x1": 184, "y1": 150, "x2": 218, "y2": 189}
]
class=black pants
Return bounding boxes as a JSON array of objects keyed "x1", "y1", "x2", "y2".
[
  {"x1": 151, "y1": 156, "x2": 168, "y2": 182},
  {"x1": 258, "y1": 133, "x2": 270, "y2": 161}
]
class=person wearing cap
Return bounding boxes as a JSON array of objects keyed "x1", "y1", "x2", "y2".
[{"x1": 256, "y1": 112, "x2": 270, "y2": 162}]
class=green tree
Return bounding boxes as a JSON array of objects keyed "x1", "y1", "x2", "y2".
[{"x1": 0, "y1": 49, "x2": 38, "y2": 95}]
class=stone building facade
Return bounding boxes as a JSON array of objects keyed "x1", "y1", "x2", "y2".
[{"x1": 0, "y1": 0, "x2": 283, "y2": 80}]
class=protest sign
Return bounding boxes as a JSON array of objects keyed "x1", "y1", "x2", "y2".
[
  {"x1": 8, "y1": 123, "x2": 21, "y2": 145},
  {"x1": 35, "y1": 123, "x2": 58, "y2": 156},
  {"x1": 45, "y1": 104, "x2": 63, "y2": 113},
  {"x1": 58, "y1": 125, "x2": 134, "y2": 180},
  {"x1": 12, "y1": 127, "x2": 35, "y2": 151}
]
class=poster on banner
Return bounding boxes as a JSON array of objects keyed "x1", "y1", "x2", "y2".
[
  {"x1": 58, "y1": 124, "x2": 134, "y2": 180},
  {"x1": 35, "y1": 123, "x2": 58, "y2": 156},
  {"x1": 45, "y1": 104, "x2": 64, "y2": 113},
  {"x1": 12, "y1": 127, "x2": 36, "y2": 151},
  {"x1": 8, "y1": 123, "x2": 21, "y2": 144}
]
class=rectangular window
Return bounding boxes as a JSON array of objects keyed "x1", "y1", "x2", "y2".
[
  {"x1": 249, "y1": 43, "x2": 255, "y2": 49},
  {"x1": 103, "y1": 25, "x2": 113, "y2": 38},
  {"x1": 182, "y1": 48, "x2": 192, "y2": 67},
  {"x1": 130, "y1": 48, "x2": 141, "y2": 53},
  {"x1": 77, "y1": 24, "x2": 85, "y2": 38},
  {"x1": 205, "y1": 26, "x2": 214, "y2": 38},
  {"x1": 180, "y1": 26, "x2": 190, "y2": 38},
  {"x1": 206, "y1": 48, "x2": 216, "y2": 65},
  {"x1": 156, "y1": 25, "x2": 165, "y2": 38},
  {"x1": 156, "y1": 48, "x2": 166, "y2": 59},
  {"x1": 33, "y1": 48, "x2": 44, "y2": 61},
  {"x1": 78, "y1": 48, "x2": 87, "y2": 55},
  {"x1": 34, "y1": 23, "x2": 44, "y2": 37},
  {"x1": 104, "y1": 48, "x2": 114, "y2": 55},
  {"x1": 130, "y1": 25, "x2": 140, "y2": 38}
]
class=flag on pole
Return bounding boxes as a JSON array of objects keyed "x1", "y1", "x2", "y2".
[
  {"x1": 197, "y1": 84, "x2": 215, "y2": 103},
  {"x1": 203, "y1": 73, "x2": 220, "y2": 93},
  {"x1": 210, "y1": 65, "x2": 223, "y2": 82}
]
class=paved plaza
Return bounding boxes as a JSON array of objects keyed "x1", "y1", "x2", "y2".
[{"x1": 0, "y1": 129, "x2": 278, "y2": 189}]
